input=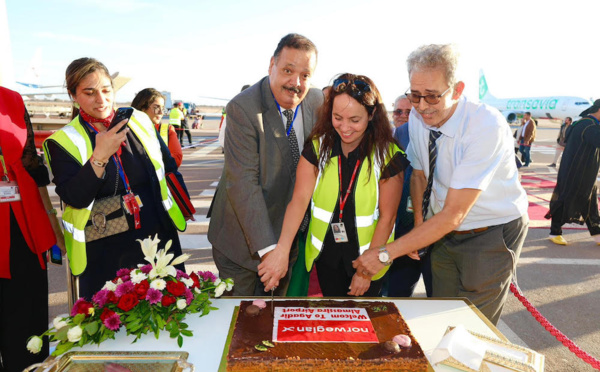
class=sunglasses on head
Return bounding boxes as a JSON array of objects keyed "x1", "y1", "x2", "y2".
[
  {"x1": 332, "y1": 78, "x2": 371, "y2": 97},
  {"x1": 405, "y1": 86, "x2": 451, "y2": 105}
]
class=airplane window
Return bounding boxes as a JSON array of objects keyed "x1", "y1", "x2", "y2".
[{"x1": 575, "y1": 102, "x2": 590, "y2": 105}]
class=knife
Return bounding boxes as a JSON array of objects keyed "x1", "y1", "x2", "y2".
[{"x1": 271, "y1": 288, "x2": 274, "y2": 315}]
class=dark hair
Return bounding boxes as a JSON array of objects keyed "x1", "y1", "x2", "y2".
[
  {"x1": 309, "y1": 73, "x2": 396, "y2": 180},
  {"x1": 273, "y1": 33, "x2": 317, "y2": 61},
  {"x1": 131, "y1": 88, "x2": 165, "y2": 111},
  {"x1": 525, "y1": 111, "x2": 531, "y2": 116},
  {"x1": 65, "y1": 58, "x2": 112, "y2": 119}
]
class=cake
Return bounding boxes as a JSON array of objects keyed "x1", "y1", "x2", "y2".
[{"x1": 226, "y1": 300, "x2": 429, "y2": 372}]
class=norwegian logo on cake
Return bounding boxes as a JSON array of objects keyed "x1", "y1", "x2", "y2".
[{"x1": 273, "y1": 307, "x2": 378, "y2": 343}]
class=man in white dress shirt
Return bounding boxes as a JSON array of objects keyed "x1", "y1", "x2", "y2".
[{"x1": 353, "y1": 44, "x2": 529, "y2": 325}]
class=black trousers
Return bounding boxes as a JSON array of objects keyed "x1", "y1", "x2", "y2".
[
  {"x1": 0, "y1": 210, "x2": 49, "y2": 372},
  {"x1": 178, "y1": 120, "x2": 192, "y2": 145},
  {"x1": 315, "y1": 253, "x2": 383, "y2": 297}
]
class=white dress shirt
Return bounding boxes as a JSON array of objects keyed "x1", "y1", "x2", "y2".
[{"x1": 406, "y1": 96, "x2": 528, "y2": 230}]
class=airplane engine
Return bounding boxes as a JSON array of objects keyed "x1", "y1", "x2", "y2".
[{"x1": 504, "y1": 112, "x2": 518, "y2": 123}]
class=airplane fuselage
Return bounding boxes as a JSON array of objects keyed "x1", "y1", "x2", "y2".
[{"x1": 482, "y1": 95, "x2": 591, "y2": 122}]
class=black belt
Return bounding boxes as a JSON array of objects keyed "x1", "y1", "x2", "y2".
[{"x1": 449, "y1": 226, "x2": 489, "y2": 235}]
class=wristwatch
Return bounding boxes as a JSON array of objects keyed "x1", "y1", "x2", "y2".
[
  {"x1": 378, "y1": 246, "x2": 392, "y2": 266},
  {"x1": 90, "y1": 156, "x2": 107, "y2": 168}
]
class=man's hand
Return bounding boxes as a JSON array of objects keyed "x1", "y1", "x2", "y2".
[
  {"x1": 257, "y1": 246, "x2": 289, "y2": 292},
  {"x1": 348, "y1": 272, "x2": 371, "y2": 296},
  {"x1": 352, "y1": 248, "x2": 384, "y2": 279}
]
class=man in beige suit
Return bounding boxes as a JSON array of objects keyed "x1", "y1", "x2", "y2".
[
  {"x1": 208, "y1": 34, "x2": 323, "y2": 296},
  {"x1": 518, "y1": 112, "x2": 536, "y2": 167}
]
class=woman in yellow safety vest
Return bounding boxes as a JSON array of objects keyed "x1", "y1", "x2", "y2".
[
  {"x1": 43, "y1": 58, "x2": 188, "y2": 300},
  {"x1": 132, "y1": 88, "x2": 183, "y2": 167},
  {"x1": 258, "y1": 73, "x2": 407, "y2": 297}
]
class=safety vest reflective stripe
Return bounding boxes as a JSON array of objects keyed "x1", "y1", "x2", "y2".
[
  {"x1": 62, "y1": 125, "x2": 89, "y2": 161},
  {"x1": 305, "y1": 138, "x2": 402, "y2": 280},
  {"x1": 169, "y1": 109, "x2": 183, "y2": 126},
  {"x1": 61, "y1": 219, "x2": 86, "y2": 243}
]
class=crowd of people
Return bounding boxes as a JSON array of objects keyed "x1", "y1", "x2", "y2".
[{"x1": 1, "y1": 32, "x2": 598, "y2": 371}]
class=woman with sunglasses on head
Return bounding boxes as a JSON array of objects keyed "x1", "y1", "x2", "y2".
[
  {"x1": 132, "y1": 88, "x2": 183, "y2": 167},
  {"x1": 43, "y1": 58, "x2": 188, "y2": 301},
  {"x1": 258, "y1": 73, "x2": 408, "y2": 297}
]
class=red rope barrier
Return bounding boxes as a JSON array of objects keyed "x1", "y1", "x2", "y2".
[{"x1": 510, "y1": 282, "x2": 600, "y2": 370}]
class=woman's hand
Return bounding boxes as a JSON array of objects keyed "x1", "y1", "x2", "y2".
[
  {"x1": 258, "y1": 245, "x2": 290, "y2": 292},
  {"x1": 92, "y1": 119, "x2": 129, "y2": 162},
  {"x1": 348, "y1": 272, "x2": 371, "y2": 296}
]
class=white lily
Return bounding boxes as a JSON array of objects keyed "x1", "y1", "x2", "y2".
[{"x1": 137, "y1": 235, "x2": 190, "y2": 279}]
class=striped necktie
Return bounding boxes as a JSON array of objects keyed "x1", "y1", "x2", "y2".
[{"x1": 422, "y1": 130, "x2": 442, "y2": 219}]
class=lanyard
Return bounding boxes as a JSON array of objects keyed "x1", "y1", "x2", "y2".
[
  {"x1": 338, "y1": 157, "x2": 361, "y2": 222},
  {"x1": 273, "y1": 100, "x2": 300, "y2": 137},
  {"x1": 83, "y1": 121, "x2": 132, "y2": 194}
]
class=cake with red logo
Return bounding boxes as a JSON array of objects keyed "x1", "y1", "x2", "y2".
[{"x1": 226, "y1": 300, "x2": 428, "y2": 372}]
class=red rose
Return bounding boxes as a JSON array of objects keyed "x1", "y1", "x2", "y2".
[
  {"x1": 134, "y1": 280, "x2": 150, "y2": 299},
  {"x1": 161, "y1": 295, "x2": 176, "y2": 307},
  {"x1": 100, "y1": 308, "x2": 116, "y2": 322},
  {"x1": 189, "y1": 272, "x2": 200, "y2": 289},
  {"x1": 117, "y1": 293, "x2": 139, "y2": 312},
  {"x1": 107, "y1": 291, "x2": 118, "y2": 304},
  {"x1": 71, "y1": 299, "x2": 94, "y2": 318},
  {"x1": 166, "y1": 281, "x2": 186, "y2": 297}
]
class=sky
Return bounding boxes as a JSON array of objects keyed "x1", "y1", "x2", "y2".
[{"x1": 2, "y1": 0, "x2": 599, "y2": 108}]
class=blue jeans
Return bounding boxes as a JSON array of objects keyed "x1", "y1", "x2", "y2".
[{"x1": 519, "y1": 144, "x2": 531, "y2": 166}]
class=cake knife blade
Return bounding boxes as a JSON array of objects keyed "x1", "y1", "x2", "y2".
[{"x1": 271, "y1": 288, "x2": 274, "y2": 314}]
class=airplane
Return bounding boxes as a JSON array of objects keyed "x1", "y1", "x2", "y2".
[{"x1": 478, "y1": 70, "x2": 592, "y2": 123}]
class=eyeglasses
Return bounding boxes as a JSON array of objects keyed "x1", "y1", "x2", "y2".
[
  {"x1": 332, "y1": 78, "x2": 371, "y2": 97},
  {"x1": 393, "y1": 109, "x2": 411, "y2": 116},
  {"x1": 151, "y1": 105, "x2": 166, "y2": 114},
  {"x1": 405, "y1": 87, "x2": 451, "y2": 105}
]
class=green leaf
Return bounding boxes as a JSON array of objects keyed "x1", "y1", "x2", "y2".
[
  {"x1": 52, "y1": 341, "x2": 74, "y2": 356},
  {"x1": 177, "y1": 334, "x2": 183, "y2": 347},
  {"x1": 85, "y1": 321, "x2": 99, "y2": 335},
  {"x1": 55, "y1": 326, "x2": 69, "y2": 341},
  {"x1": 180, "y1": 330, "x2": 193, "y2": 337},
  {"x1": 73, "y1": 313, "x2": 85, "y2": 325}
]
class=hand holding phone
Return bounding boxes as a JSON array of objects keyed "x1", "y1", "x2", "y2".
[
  {"x1": 49, "y1": 244, "x2": 62, "y2": 265},
  {"x1": 108, "y1": 107, "x2": 134, "y2": 133}
]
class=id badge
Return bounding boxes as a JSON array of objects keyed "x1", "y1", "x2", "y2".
[
  {"x1": 122, "y1": 193, "x2": 143, "y2": 214},
  {"x1": 406, "y1": 196, "x2": 413, "y2": 213},
  {"x1": 331, "y1": 222, "x2": 348, "y2": 243},
  {"x1": 0, "y1": 180, "x2": 21, "y2": 203}
]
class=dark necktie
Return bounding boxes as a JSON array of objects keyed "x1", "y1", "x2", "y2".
[
  {"x1": 283, "y1": 109, "x2": 300, "y2": 166},
  {"x1": 283, "y1": 109, "x2": 309, "y2": 232},
  {"x1": 422, "y1": 130, "x2": 442, "y2": 220}
]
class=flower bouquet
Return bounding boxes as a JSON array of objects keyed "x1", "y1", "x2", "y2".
[{"x1": 27, "y1": 235, "x2": 233, "y2": 356}]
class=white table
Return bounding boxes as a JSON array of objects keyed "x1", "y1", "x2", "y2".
[{"x1": 45, "y1": 297, "x2": 506, "y2": 371}]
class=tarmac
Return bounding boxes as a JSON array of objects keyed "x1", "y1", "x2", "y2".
[{"x1": 45, "y1": 118, "x2": 600, "y2": 371}]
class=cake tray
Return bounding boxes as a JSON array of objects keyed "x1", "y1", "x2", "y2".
[{"x1": 26, "y1": 351, "x2": 194, "y2": 372}]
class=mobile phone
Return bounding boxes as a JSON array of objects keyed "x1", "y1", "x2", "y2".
[
  {"x1": 108, "y1": 107, "x2": 134, "y2": 132},
  {"x1": 50, "y1": 244, "x2": 62, "y2": 265}
]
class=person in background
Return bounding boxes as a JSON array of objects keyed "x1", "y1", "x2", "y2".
[
  {"x1": 208, "y1": 34, "x2": 323, "y2": 296},
  {"x1": 131, "y1": 88, "x2": 183, "y2": 167},
  {"x1": 218, "y1": 85, "x2": 250, "y2": 150},
  {"x1": 44, "y1": 58, "x2": 188, "y2": 300},
  {"x1": 385, "y1": 94, "x2": 433, "y2": 297},
  {"x1": 546, "y1": 101, "x2": 600, "y2": 246},
  {"x1": 259, "y1": 73, "x2": 407, "y2": 297},
  {"x1": 169, "y1": 102, "x2": 184, "y2": 145},
  {"x1": 353, "y1": 44, "x2": 528, "y2": 325},
  {"x1": 518, "y1": 112, "x2": 536, "y2": 167},
  {"x1": 179, "y1": 102, "x2": 193, "y2": 146},
  {"x1": 0, "y1": 87, "x2": 64, "y2": 371},
  {"x1": 548, "y1": 116, "x2": 572, "y2": 168}
]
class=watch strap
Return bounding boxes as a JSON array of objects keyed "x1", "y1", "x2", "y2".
[{"x1": 90, "y1": 156, "x2": 107, "y2": 168}]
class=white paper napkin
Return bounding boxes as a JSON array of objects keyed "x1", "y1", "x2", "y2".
[{"x1": 431, "y1": 324, "x2": 488, "y2": 371}]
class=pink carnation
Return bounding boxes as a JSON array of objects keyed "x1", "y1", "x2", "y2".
[
  {"x1": 184, "y1": 287, "x2": 193, "y2": 305},
  {"x1": 92, "y1": 289, "x2": 110, "y2": 307},
  {"x1": 116, "y1": 268, "x2": 131, "y2": 280},
  {"x1": 115, "y1": 281, "x2": 134, "y2": 297},
  {"x1": 145, "y1": 288, "x2": 163, "y2": 305},
  {"x1": 140, "y1": 264, "x2": 152, "y2": 274},
  {"x1": 198, "y1": 271, "x2": 217, "y2": 283},
  {"x1": 103, "y1": 313, "x2": 122, "y2": 331},
  {"x1": 176, "y1": 270, "x2": 189, "y2": 280}
]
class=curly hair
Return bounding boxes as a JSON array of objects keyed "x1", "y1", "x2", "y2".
[{"x1": 308, "y1": 73, "x2": 396, "y2": 180}]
